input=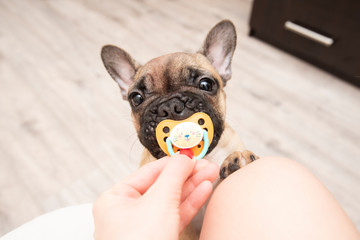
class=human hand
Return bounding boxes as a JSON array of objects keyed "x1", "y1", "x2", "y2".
[{"x1": 93, "y1": 154, "x2": 219, "y2": 240}]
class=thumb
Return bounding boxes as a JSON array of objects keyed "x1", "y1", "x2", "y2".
[{"x1": 145, "y1": 154, "x2": 195, "y2": 199}]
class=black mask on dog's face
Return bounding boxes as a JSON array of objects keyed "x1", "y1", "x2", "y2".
[
  {"x1": 138, "y1": 91, "x2": 224, "y2": 159},
  {"x1": 101, "y1": 20, "x2": 237, "y2": 158}
]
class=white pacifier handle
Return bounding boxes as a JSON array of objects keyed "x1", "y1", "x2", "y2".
[{"x1": 166, "y1": 129, "x2": 209, "y2": 160}]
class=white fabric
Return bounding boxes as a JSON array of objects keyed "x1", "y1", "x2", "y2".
[{"x1": 1, "y1": 204, "x2": 94, "y2": 240}]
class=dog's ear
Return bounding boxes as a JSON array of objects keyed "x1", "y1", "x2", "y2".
[
  {"x1": 101, "y1": 45, "x2": 141, "y2": 100},
  {"x1": 199, "y1": 20, "x2": 237, "y2": 85}
]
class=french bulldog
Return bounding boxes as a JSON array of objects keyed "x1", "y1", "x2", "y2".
[{"x1": 101, "y1": 20, "x2": 259, "y2": 239}]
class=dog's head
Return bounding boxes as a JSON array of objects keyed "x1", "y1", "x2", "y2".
[{"x1": 101, "y1": 20, "x2": 237, "y2": 159}]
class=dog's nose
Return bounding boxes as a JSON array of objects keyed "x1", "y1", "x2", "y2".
[{"x1": 157, "y1": 98, "x2": 186, "y2": 118}]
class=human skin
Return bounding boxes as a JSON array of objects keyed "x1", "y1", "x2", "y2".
[
  {"x1": 93, "y1": 154, "x2": 219, "y2": 240},
  {"x1": 200, "y1": 157, "x2": 360, "y2": 240}
]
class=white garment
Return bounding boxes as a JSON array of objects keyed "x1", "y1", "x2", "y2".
[{"x1": 1, "y1": 204, "x2": 94, "y2": 240}]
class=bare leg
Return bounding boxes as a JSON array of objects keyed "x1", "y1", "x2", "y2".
[{"x1": 200, "y1": 157, "x2": 360, "y2": 240}]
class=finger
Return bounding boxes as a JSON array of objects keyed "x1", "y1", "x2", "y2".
[
  {"x1": 179, "y1": 180, "x2": 213, "y2": 232},
  {"x1": 146, "y1": 154, "x2": 195, "y2": 198},
  {"x1": 181, "y1": 160, "x2": 219, "y2": 202},
  {"x1": 113, "y1": 157, "x2": 170, "y2": 196},
  {"x1": 188, "y1": 159, "x2": 211, "y2": 178}
]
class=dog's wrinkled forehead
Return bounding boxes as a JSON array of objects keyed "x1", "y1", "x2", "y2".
[{"x1": 130, "y1": 52, "x2": 223, "y2": 94}]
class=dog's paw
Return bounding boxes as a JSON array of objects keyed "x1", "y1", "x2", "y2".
[{"x1": 220, "y1": 150, "x2": 259, "y2": 179}]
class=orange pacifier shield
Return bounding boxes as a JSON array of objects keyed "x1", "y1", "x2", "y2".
[{"x1": 155, "y1": 112, "x2": 214, "y2": 159}]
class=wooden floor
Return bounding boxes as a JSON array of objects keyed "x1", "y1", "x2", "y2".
[{"x1": 0, "y1": 0, "x2": 359, "y2": 235}]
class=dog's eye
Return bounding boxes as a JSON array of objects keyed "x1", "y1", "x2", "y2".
[
  {"x1": 129, "y1": 92, "x2": 144, "y2": 107},
  {"x1": 199, "y1": 78, "x2": 213, "y2": 92}
]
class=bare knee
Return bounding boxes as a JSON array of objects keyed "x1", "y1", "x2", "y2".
[
  {"x1": 200, "y1": 156, "x2": 359, "y2": 240},
  {"x1": 212, "y1": 156, "x2": 326, "y2": 212},
  {"x1": 220, "y1": 156, "x2": 314, "y2": 189}
]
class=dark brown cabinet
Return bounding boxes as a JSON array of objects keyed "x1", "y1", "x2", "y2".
[{"x1": 249, "y1": 0, "x2": 360, "y2": 87}]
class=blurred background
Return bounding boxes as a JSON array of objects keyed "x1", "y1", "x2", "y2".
[{"x1": 0, "y1": 0, "x2": 359, "y2": 235}]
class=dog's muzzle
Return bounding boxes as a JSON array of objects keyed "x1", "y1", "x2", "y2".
[{"x1": 139, "y1": 92, "x2": 224, "y2": 159}]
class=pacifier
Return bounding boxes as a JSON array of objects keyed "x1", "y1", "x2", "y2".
[{"x1": 155, "y1": 112, "x2": 214, "y2": 160}]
